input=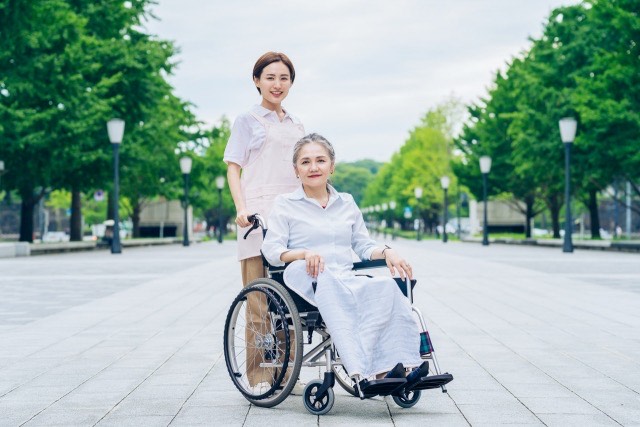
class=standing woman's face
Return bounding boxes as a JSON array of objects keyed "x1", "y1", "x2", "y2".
[{"x1": 254, "y1": 61, "x2": 292, "y2": 108}]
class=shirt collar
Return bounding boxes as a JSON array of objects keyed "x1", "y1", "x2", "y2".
[
  {"x1": 285, "y1": 184, "x2": 348, "y2": 206},
  {"x1": 252, "y1": 104, "x2": 291, "y2": 121}
]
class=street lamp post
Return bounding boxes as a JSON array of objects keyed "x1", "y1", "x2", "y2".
[
  {"x1": 441, "y1": 176, "x2": 450, "y2": 243},
  {"x1": 215, "y1": 175, "x2": 225, "y2": 243},
  {"x1": 107, "y1": 119, "x2": 125, "y2": 254},
  {"x1": 559, "y1": 117, "x2": 577, "y2": 253},
  {"x1": 414, "y1": 187, "x2": 423, "y2": 241},
  {"x1": 382, "y1": 203, "x2": 388, "y2": 238},
  {"x1": 389, "y1": 200, "x2": 397, "y2": 240},
  {"x1": 479, "y1": 156, "x2": 492, "y2": 246},
  {"x1": 180, "y1": 156, "x2": 193, "y2": 247}
]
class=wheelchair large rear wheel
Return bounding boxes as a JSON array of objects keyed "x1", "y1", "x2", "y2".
[{"x1": 224, "y1": 279, "x2": 303, "y2": 407}]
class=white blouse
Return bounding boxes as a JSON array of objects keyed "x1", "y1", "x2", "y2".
[
  {"x1": 223, "y1": 104, "x2": 302, "y2": 167},
  {"x1": 262, "y1": 185, "x2": 377, "y2": 275}
]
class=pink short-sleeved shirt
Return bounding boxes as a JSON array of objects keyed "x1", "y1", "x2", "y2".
[{"x1": 223, "y1": 104, "x2": 303, "y2": 167}]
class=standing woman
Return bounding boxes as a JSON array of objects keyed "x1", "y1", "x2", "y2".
[{"x1": 223, "y1": 52, "x2": 304, "y2": 388}]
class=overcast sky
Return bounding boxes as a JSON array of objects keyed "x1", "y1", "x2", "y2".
[{"x1": 144, "y1": 0, "x2": 580, "y2": 162}]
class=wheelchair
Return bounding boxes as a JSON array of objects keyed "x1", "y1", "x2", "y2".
[{"x1": 223, "y1": 215, "x2": 453, "y2": 415}]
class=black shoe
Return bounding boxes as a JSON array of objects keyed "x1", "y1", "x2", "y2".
[
  {"x1": 406, "y1": 361, "x2": 429, "y2": 385},
  {"x1": 384, "y1": 363, "x2": 406, "y2": 379}
]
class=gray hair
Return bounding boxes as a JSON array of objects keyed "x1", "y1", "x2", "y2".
[{"x1": 292, "y1": 133, "x2": 336, "y2": 165}]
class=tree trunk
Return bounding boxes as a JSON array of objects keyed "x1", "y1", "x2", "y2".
[
  {"x1": 19, "y1": 193, "x2": 36, "y2": 242},
  {"x1": 70, "y1": 188, "x2": 82, "y2": 241},
  {"x1": 132, "y1": 200, "x2": 141, "y2": 238},
  {"x1": 588, "y1": 187, "x2": 601, "y2": 239},
  {"x1": 547, "y1": 195, "x2": 561, "y2": 239},
  {"x1": 525, "y1": 195, "x2": 534, "y2": 239}
]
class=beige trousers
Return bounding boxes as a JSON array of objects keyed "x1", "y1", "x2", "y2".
[{"x1": 241, "y1": 256, "x2": 295, "y2": 387}]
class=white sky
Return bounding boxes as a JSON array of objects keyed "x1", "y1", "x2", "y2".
[{"x1": 144, "y1": 0, "x2": 581, "y2": 162}]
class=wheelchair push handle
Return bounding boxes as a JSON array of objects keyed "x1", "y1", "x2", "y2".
[{"x1": 244, "y1": 214, "x2": 267, "y2": 239}]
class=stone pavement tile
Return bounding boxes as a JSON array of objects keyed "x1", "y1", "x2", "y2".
[
  {"x1": 21, "y1": 407, "x2": 106, "y2": 426},
  {"x1": 518, "y1": 396, "x2": 601, "y2": 414},
  {"x1": 601, "y1": 404, "x2": 640, "y2": 426},
  {"x1": 448, "y1": 389, "x2": 520, "y2": 405},
  {"x1": 537, "y1": 413, "x2": 621, "y2": 426},
  {"x1": 182, "y1": 387, "x2": 246, "y2": 407},
  {"x1": 392, "y1": 412, "x2": 471, "y2": 427},
  {"x1": 244, "y1": 400, "x2": 318, "y2": 426},
  {"x1": 50, "y1": 391, "x2": 125, "y2": 409},
  {"x1": 96, "y1": 415, "x2": 175, "y2": 427},
  {"x1": 171, "y1": 405, "x2": 249, "y2": 426},
  {"x1": 504, "y1": 382, "x2": 575, "y2": 398},
  {"x1": 456, "y1": 403, "x2": 542, "y2": 424},
  {"x1": 108, "y1": 397, "x2": 185, "y2": 417}
]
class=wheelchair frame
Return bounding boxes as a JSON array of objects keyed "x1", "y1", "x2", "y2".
[{"x1": 223, "y1": 215, "x2": 451, "y2": 415}]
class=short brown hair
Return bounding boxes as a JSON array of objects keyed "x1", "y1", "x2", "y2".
[{"x1": 252, "y1": 52, "x2": 295, "y2": 94}]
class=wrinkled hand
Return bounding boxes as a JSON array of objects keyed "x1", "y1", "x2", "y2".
[
  {"x1": 304, "y1": 250, "x2": 325, "y2": 279},
  {"x1": 235, "y1": 209, "x2": 251, "y2": 228},
  {"x1": 384, "y1": 249, "x2": 413, "y2": 280}
]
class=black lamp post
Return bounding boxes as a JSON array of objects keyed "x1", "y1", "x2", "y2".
[
  {"x1": 215, "y1": 175, "x2": 225, "y2": 243},
  {"x1": 180, "y1": 156, "x2": 193, "y2": 247},
  {"x1": 382, "y1": 203, "x2": 388, "y2": 239},
  {"x1": 107, "y1": 118, "x2": 125, "y2": 254},
  {"x1": 479, "y1": 156, "x2": 492, "y2": 246},
  {"x1": 414, "y1": 187, "x2": 423, "y2": 241},
  {"x1": 441, "y1": 176, "x2": 450, "y2": 243},
  {"x1": 559, "y1": 117, "x2": 577, "y2": 253},
  {"x1": 0, "y1": 160, "x2": 5, "y2": 189}
]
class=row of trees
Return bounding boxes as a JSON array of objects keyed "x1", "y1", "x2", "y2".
[
  {"x1": 454, "y1": 0, "x2": 639, "y2": 238},
  {"x1": 0, "y1": 0, "x2": 236, "y2": 242},
  {"x1": 362, "y1": 0, "x2": 638, "y2": 239}
]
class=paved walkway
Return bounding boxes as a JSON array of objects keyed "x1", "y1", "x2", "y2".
[{"x1": 0, "y1": 240, "x2": 639, "y2": 426}]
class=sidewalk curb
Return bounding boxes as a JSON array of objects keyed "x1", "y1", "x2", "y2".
[{"x1": 461, "y1": 237, "x2": 640, "y2": 253}]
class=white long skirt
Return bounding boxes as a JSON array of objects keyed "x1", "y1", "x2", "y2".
[{"x1": 284, "y1": 260, "x2": 422, "y2": 379}]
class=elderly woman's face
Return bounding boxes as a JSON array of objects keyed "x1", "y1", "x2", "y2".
[{"x1": 295, "y1": 142, "x2": 334, "y2": 189}]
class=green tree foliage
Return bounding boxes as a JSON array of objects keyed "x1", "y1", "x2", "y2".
[
  {"x1": 332, "y1": 162, "x2": 378, "y2": 205},
  {"x1": 363, "y1": 105, "x2": 456, "y2": 232},
  {"x1": 455, "y1": 1, "x2": 640, "y2": 238},
  {"x1": 0, "y1": 0, "x2": 195, "y2": 241}
]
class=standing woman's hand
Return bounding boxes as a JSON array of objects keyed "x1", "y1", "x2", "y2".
[
  {"x1": 383, "y1": 249, "x2": 413, "y2": 281},
  {"x1": 235, "y1": 209, "x2": 252, "y2": 228}
]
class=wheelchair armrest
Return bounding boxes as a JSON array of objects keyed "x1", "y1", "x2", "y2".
[{"x1": 352, "y1": 259, "x2": 387, "y2": 270}]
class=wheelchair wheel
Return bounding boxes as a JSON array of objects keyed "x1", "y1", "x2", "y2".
[
  {"x1": 303, "y1": 379, "x2": 335, "y2": 415},
  {"x1": 224, "y1": 279, "x2": 303, "y2": 408},
  {"x1": 392, "y1": 389, "x2": 421, "y2": 408}
]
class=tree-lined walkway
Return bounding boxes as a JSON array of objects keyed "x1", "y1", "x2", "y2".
[{"x1": 0, "y1": 241, "x2": 639, "y2": 426}]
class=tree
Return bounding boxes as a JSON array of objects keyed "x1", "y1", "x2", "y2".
[{"x1": 332, "y1": 162, "x2": 376, "y2": 205}]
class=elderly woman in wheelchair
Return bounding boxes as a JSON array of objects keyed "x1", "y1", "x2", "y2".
[{"x1": 223, "y1": 133, "x2": 452, "y2": 415}]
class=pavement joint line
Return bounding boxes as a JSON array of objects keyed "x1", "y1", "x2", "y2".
[
  {"x1": 445, "y1": 391, "x2": 472, "y2": 426},
  {"x1": 167, "y1": 349, "x2": 224, "y2": 425},
  {"x1": 424, "y1": 287, "x2": 625, "y2": 427},
  {"x1": 0, "y1": 270, "x2": 214, "y2": 400},
  {"x1": 91, "y1": 281, "x2": 224, "y2": 426}
]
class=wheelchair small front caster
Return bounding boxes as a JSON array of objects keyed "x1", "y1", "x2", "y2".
[
  {"x1": 392, "y1": 389, "x2": 421, "y2": 408},
  {"x1": 302, "y1": 379, "x2": 335, "y2": 415}
]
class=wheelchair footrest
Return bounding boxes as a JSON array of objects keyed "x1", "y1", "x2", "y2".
[
  {"x1": 406, "y1": 373, "x2": 454, "y2": 391},
  {"x1": 359, "y1": 378, "x2": 406, "y2": 397}
]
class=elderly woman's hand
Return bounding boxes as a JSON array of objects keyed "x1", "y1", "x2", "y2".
[
  {"x1": 383, "y1": 249, "x2": 413, "y2": 280},
  {"x1": 304, "y1": 250, "x2": 325, "y2": 279}
]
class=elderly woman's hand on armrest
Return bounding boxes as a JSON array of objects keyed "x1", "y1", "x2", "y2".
[
  {"x1": 280, "y1": 249, "x2": 325, "y2": 279},
  {"x1": 370, "y1": 246, "x2": 413, "y2": 281}
]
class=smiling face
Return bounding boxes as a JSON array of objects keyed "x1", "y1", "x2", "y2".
[
  {"x1": 254, "y1": 61, "x2": 292, "y2": 109},
  {"x1": 294, "y1": 142, "x2": 335, "y2": 190}
]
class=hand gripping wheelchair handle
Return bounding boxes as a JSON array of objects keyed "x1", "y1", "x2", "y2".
[{"x1": 244, "y1": 214, "x2": 267, "y2": 239}]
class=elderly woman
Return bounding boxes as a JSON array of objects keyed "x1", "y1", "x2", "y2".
[{"x1": 262, "y1": 133, "x2": 428, "y2": 393}]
